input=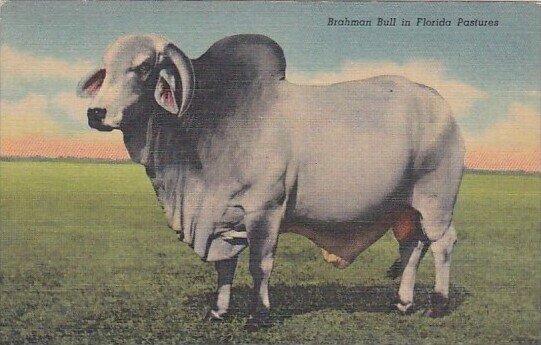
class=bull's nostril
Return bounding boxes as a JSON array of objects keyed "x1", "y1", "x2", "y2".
[{"x1": 87, "y1": 108, "x2": 107, "y2": 121}]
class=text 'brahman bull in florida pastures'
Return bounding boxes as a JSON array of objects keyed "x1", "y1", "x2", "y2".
[{"x1": 78, "y1": 34, "x2": 464, "y2": 330}]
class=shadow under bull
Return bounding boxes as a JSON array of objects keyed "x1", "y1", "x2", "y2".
[{"x1": 190, "y1": 283, "x2": 470, "y2": 321}]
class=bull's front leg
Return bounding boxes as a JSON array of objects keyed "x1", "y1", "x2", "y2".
[
  {"x1": 206, "y1": 255, "x2": 239, "y2": 321},
  {"x1": 244, "y1": 206, "x2": 284, "y2": 331}
]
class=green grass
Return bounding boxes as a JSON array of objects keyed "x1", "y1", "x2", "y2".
[{"x1": 1, "y1": 161, "x2": 539, "y2": 344}]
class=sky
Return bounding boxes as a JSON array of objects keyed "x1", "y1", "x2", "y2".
[{"x1": 0, "y1": 1, "x2": 540, "y2": 171}]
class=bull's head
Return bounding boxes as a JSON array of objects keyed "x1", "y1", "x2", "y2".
[{"x1": 77, "y1": 34, "x2": 195, "y2": 131}]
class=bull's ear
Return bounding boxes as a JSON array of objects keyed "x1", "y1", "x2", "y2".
[
  {"x1": 77, "y1": 68, "x2": 106, "y2": 98},
  {"x1": 154, "y1": 44, "x2": 194, "y2": 116},
  {"x1": 154, "y1": 69, "x2": 179, "y2": 114}
]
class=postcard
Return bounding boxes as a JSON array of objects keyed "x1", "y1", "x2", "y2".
[{"x1": 0, "y1": 1, "x2": 539, "y2": 343}]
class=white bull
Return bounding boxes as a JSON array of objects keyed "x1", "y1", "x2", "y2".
[{"x1": 78, "y1": 34, "x2": 464, "y2": 330}]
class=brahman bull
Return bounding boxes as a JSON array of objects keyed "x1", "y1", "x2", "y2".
[{"x1": 78, "y1": 34, "x2": 464, "y2": 330}]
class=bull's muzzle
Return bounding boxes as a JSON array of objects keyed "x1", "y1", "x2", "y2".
[{"x1": 87, "y1": 108, "x2": 114, "y2": 131}]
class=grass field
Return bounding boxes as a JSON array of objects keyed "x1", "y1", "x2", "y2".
[{"x1": 1, "y1": 161, "x2": 539, "y2": 344}]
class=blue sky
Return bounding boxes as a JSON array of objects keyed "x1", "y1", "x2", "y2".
[
  {"x1": 0, "y1": 1, "x2": 539, "y2": 167},
  {"x1": 2, "y1": 2, "x2": 539, "y2": 80}
]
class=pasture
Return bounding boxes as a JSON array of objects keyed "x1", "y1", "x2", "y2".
[{"x1": 0, "y1": 161, "x2": 539, "y2": 344}]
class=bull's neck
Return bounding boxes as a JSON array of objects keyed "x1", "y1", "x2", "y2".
[
  {"x1": 122, "y1": 111, "x2": 204, "y2": 233},
  {"x1": 122, "y1": 111, "x2": 201, "y2": 172}
]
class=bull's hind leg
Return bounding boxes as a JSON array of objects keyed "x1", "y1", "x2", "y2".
[
  {"x1": 387, "y1": 209, "x2": 429, "y2": 280},
  {"x1": 426, "y1": 222, "x2": 457, "y2": 317},
  {"x1": 409, "y1": 192, "x2": 458, "y2": 317},
  {"x1": 395, "y1": 195, "x2": 459, "y2": 315},
  {"x1": 408, "y1": 135, "x2": 464, "y2": 317},
  {"x1": 395, "y1": 217, "x2": 430, "y2": 314}
]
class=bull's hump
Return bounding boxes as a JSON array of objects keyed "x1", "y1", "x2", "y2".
[{"x1": 195, "y1": 34, "x2": 286, "y2": 86}]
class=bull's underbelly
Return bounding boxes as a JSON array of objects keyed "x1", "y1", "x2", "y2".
[
  {"x1": 281, "y1": 206, "x2": 420, "y2": 268},
  {"x1": 284, "y1": 137, "x2": 414, "y2": 267},
  {"x1": 281, "y1": 221, "x2": 391, "y2": 268}
]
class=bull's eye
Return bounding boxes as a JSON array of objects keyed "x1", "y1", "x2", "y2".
[{"x1": 130, "y1": 61, "x2": 152, "y2": 75}]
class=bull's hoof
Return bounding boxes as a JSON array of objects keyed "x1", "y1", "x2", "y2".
[
  {"x1": 391, "y1": 294, "x2": 415, "y2": 315},
  {"x1": 394, "y1": 301, "x2": 415, "y2": 315},
  {"x1": 205, "y1": 309, "x2": 229, "y2": 322},
  {"x1": 425, "y1": 292, "x2": 450, "y2": 318},
  {"x1": 386, "y1": 258, "x2": 403, "y2": 279},
  {"x1": 395, "y1": 303, "x2": 415, "y2": 315},
  {"x1": 245, "y1": 311, "x2": 272, "y2": 332}
]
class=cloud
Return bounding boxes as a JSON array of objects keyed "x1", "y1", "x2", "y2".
[
  {"x1": 0, "y1": 93, "x2": 126, "y2": 159},
  {"x1": 288, "y1": 59, "x2": 487, "y2": 117},
  {"x1": 465, "y1": 102, "x2": 540, "y2": 151},
  {"x1": 0, "y1": 94, "x2": 61, "y2": 137},
  {"x1": 0, "y1": 92, "x2": 121, "y2": 141},
  {"x1": 52, "y1": 91, "x2": 90, "y2": 124},
  {"x1": 0, "y1": 44, "x2": 93, "y2": 83}
]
